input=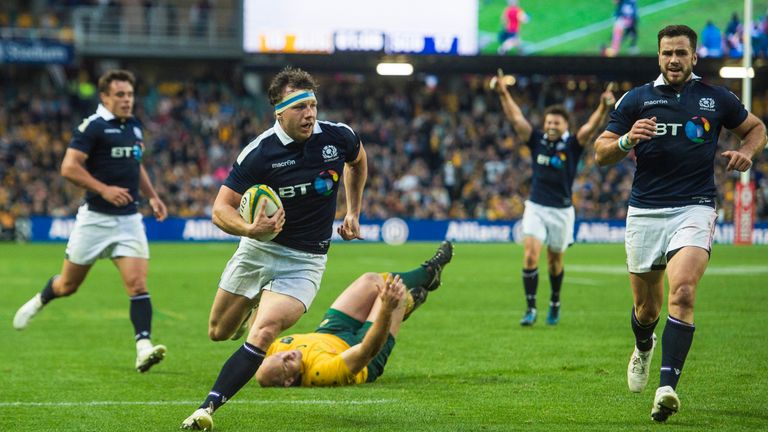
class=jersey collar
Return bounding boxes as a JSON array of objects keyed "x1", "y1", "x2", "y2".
[
  {"x1": 653, "y1": 72, "x2": 701, "y2": 87},
  {"x1": 273, "y1": 119, "x2": 323, "y2": 145},
  {"x1": 96, "y1": 104, "x2": 116, "y2": 121},
  {"x1": 544, "y1": 130, "x2": 569, "y2": 144}
]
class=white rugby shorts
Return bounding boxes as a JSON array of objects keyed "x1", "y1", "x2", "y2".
[
  {"x1": 65, "y1": 204, "x2": 149, "y2": 265},
  {"x1": 218, "y1": 237, "x2": 327, "y2": 311},
  {"x1": 625, "y1": 205, "x2": 717, "y2": 273},
  {"x1": 521, "y1": 200, "x2": 575, "y2": 253}
]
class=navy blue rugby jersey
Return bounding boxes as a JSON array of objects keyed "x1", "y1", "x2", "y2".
[
  {"x1": 225, "y1": 120, "x2": 362, "y2": 254},
  {"x1": 69, "y1": 104, "x2": 145, "y2": 215},
  {"x1": 607, "y1": 74, "x2": 748, "y2": 209},
  {"x1": 526, "y1": 130, "x2": 584, "y2": 208}
]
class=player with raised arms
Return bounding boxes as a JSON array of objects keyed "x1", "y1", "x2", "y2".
[
  {"x1": 595, "y1": 24, "x2": 766, "y2": 422},
  {"x1": 494, "y1": 68, "x2": 615, "y2": 326},
  {"x1": 181, "y1": 67, "x2": 368, "y2": 429}
]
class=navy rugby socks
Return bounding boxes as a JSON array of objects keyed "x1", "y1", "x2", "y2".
[
  {"x1": 549, "y1": 270, "x2": 564, "y2": 304},
  {"x1": 130, "y1": 293, "x2": 153, "y2": 341},
  {"x1": 201, "y1": 342, "x2": 266, "y2": 411},
  {"x1": 631, "y1": 307, "x2": 658, "y2": 352},
  {"x1": 522, "y1": 268, "x2": 538, "y2": 310},
  {"x1": 39, "y1": 276, "x2": 58, "y2": 305},
  {"x1": 659, "y1": 315, "x2": 695, "y2": 389}
]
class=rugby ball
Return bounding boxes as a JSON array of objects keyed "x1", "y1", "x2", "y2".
[{"x1": 239, "y1": 184, "x2": 283, "y2": 239}]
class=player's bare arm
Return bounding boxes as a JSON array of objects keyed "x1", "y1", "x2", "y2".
[
  {"x1": 60, "y1": 148, "x2": 133, "y2": 207},
  {"x1": 595, "y1": 116, "x2": 657, "y2": 166},
  {"x1": 338, "y1": 143, "x2": 367, "y2": 241},
  {"x1": 721, "y1": 113, "x2": 768, "y2": 172},
  {"x1": 340, "y1": 274, "x2": 404, "y2": 374},
  {"x1": 138, "y1": 165, "x2": 167, "y2": 221},
  {"x1": 212, "y1": 185, "x2": 285, "y2": 239},
  {"x1": 576, "y1": 87, "x2": 616, "y2": 146},
  {"x1": 494, "y1": 69, "x2": 533, "y2": 142}
]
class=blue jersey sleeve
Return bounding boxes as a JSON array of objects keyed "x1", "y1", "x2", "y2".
[
  {"x1": 69, "y1": 117, "x2": 98, "y2": 153},
  {"x1": 224, "y1": 164, "x2": 250, "y2": 194},
  {"x1": 605, "y1": 88, "x2": 639, "y2": 136},
  {"x1": 317, "y1": 121, "x2": 361, "y2": 162},
  {"x1": 225, "y1": 144, "x2": 268, "y2": 195},
  {"x1": 718, "y1": 87, "x2": 749, "y2": 130},
  {"x1": 339, "y1": 123, "x2": 361, "y2": 162},
  {"x1": 224, "y1": 157, "x2": 261, "y2": 195}
]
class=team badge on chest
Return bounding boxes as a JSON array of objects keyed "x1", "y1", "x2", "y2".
[
  {"x1": 698, "y1": 98, "x2": 715, "y2": 112},
  {"x1": 322, "y1": 145, "x2": 339, "y2": 162}
]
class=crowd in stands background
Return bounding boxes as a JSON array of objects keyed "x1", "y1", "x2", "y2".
[
  {"x1": 698, "y1": 10, "x2": 768, "y2": 58},
  {"x1": 2, "y1": 66, "x2": 766, "y2": 236}
]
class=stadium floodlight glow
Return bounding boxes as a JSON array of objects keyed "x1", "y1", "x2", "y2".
[
  {"x1": 719, "y1": 67, "x2": 754, "y2": 79},
  {"x1": 376, "y1": 63, "x2": 414, "y2": 76}
]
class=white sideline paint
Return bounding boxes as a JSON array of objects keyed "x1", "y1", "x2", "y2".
[
  {"x1": 525, "y1": 0, "x2": 693, "y2": 53},
  {"x1": 568, "y1": 265, "x2": 768, "y2": 275},
  {"x1": 0, "y1": 399, "x2": 394, "y2": 408}
]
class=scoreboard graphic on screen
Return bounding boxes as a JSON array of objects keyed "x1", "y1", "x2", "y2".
[{"x1": 243, "y1": 0, "x2": 477, "y2": 55}]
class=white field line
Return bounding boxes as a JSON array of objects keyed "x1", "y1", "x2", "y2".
[
  {"x1": 0, "y1": 399, "x2": 395, "y2": 408},
  {"x1": 525, "y1": 0, "x2": 693, "y2": 53},
  {"x1": 563, "y1": 277, "x2": 602, "y2": 286},
  {"x1": 568, "y1": 265, "x2": 768, "y2": 275}
]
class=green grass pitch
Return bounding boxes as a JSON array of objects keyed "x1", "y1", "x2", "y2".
[
  {"x1": 1, "y1": 242, "x2": 767, "y2": 431},
  {"x1": 478, "y1": 0, "x2": 768, "y2": 56}
]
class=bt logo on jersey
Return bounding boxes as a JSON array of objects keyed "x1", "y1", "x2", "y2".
[
  {"x1": 110, "y1": 143, "x2": 144, "y2": 161},
  {"x1": 111, "y1": 146, "x2": 135, "y2": 158},
  {"x1": 278, "y1": 170, "x2": 340, "y2": 198},
  {"x1": 278, "y1": 183, "x2": 312, "y2": 198},
  {"x1": 655, "y1": 123, "x2": 683, "y2": 136},
  {"x1": 653, "y1": 119, "x2": 709, "y2": 143},
  {"x1": 536, "y1": 153, "x2": 566, "y2": 169}
]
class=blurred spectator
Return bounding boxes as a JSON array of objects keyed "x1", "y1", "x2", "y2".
[
  {"x1": 700, "y1": 20, "x2": 723, "y2": 58},
  {"x1": 756, "y1": 10, "x2": 768, "y2": 58},
  {"x1": 725, "y1": 12, "x2": 743, "y2": 58}
]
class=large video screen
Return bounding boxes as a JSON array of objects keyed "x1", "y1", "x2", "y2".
[
  {"x1": 243, "y1": 0, "x2": 479, "y2": 55},
  {"x1": 480, "y1": 0, "x2": 764, "y2": 57},
  {"x1": 243, "y1": 0, "x2": 765, "y2": 58}
]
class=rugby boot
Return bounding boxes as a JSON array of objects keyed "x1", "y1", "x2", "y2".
[
  {"x1": 627, "y1": 334, "x2": 656, "y2": 392},
  {"x1": 520, "y1": 308, "x2": 537, "y2": 326},
  {"x1": 422, "y1": 241, "x2": 454, "y2": 292},
  {"x1": 181, "y1": 403, "x2": 214, "y2": 431},
  {"x1": 651, "y1": 385, "x2": 679, "y2": 422}
]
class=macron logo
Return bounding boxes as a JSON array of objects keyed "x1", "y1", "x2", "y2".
[
  {"x1": 271, "y1": 160, "x2": 296, "y2": 169},
  {"x1": 643, "y1": 100, "x2": 668, "y2": 106}
]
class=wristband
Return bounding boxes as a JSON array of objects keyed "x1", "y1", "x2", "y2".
[{"x1": 617, "y1": 133, "x2": 635, "y2": 152}]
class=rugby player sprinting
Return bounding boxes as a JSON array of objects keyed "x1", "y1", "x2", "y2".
[{"x1": 595, "y1": 24, "x2": 767, "y2": 422}]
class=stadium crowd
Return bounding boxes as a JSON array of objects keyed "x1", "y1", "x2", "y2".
[
  {"x1": 697, "y1": 11, "x2": 768, "y2": 58},
  {"x1": 1, "y1": 67, "x2": 767, "y2": 239}
]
